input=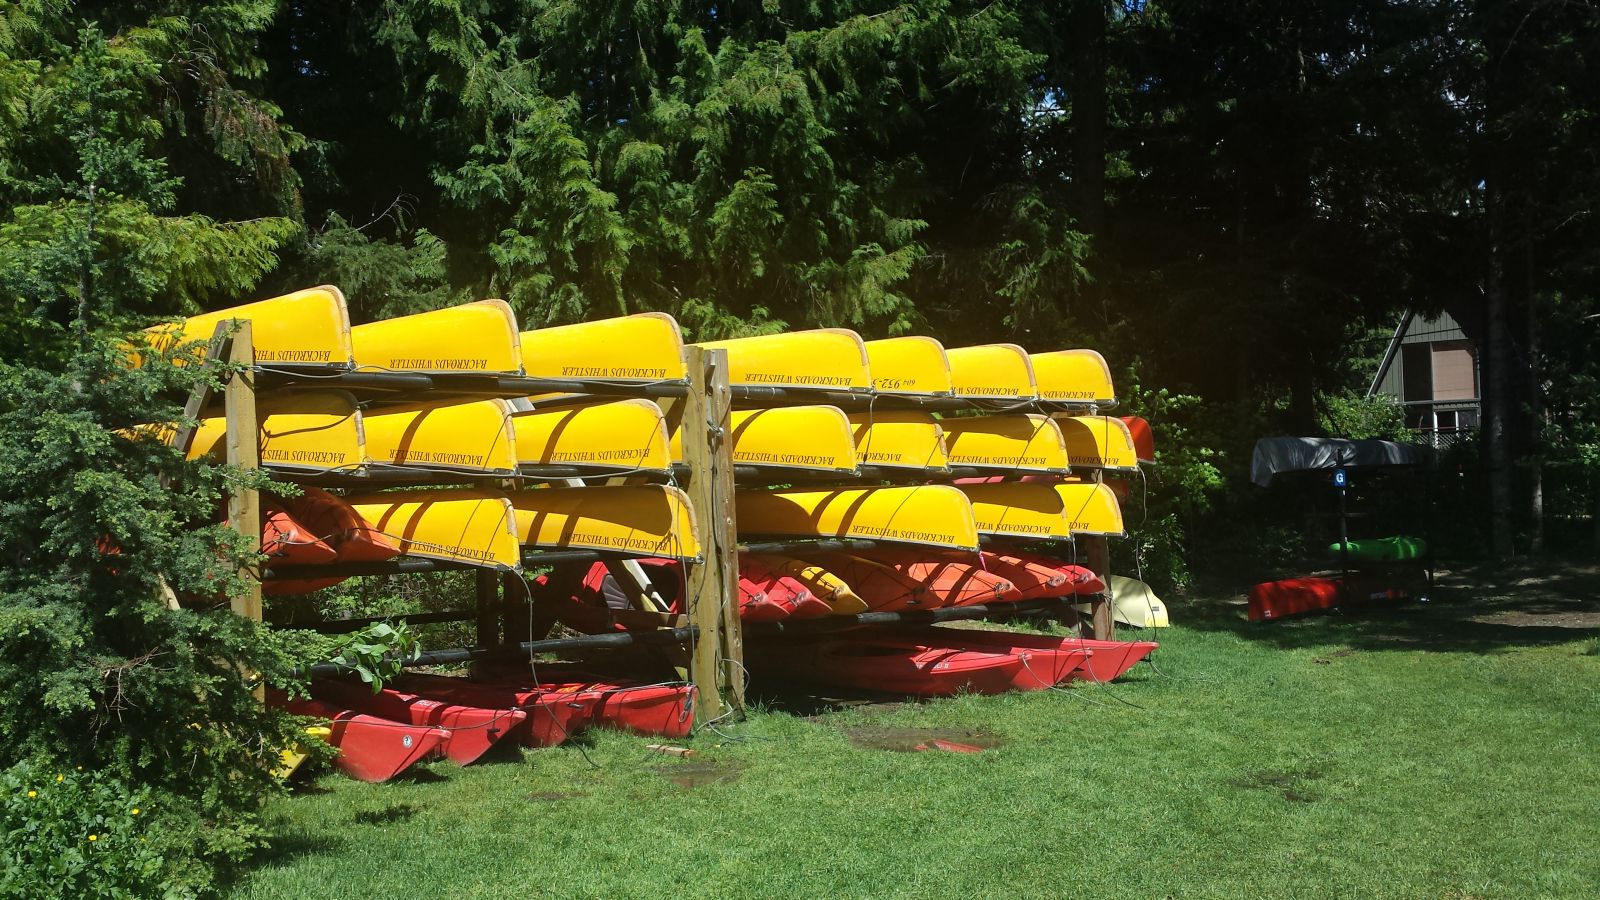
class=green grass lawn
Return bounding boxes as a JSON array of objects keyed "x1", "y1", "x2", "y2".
[{"x1": 229, "y1": 564, "x2": 1600, "y2": 899}]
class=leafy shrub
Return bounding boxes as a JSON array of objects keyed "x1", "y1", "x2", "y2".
[
  {"x1": 0, "y1": 339, "x2": 361, "y2": 894},
  {"x1": 0, "y1": 760, "x2": 187, "y2": 899}
]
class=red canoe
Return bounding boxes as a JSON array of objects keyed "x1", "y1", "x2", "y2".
[
  {"x1": 309, "y1": 678, "x2": 526, "y2": 765},
  {"x1": 904, "y1": 628, "x2": 1157, "y2": 684},
  {"x1": 750, "y1": 637, "x2": 1025, "y2": 696},
  {"x1": 1119, "y1": 416, "x2": 1155, "y2": 464},
  {"x1": 271, "y1": 692, "x2": 449, "y2": 782},
  {"x1": 851, "y1": 548, "x2": 1019, "y2": 606},
  {"x1": 795, "y1": 552, "x2": 939, "y2": 611}
]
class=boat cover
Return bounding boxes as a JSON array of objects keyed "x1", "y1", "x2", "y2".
[{"x1": 1250, "y1": 437, "x2": 1431, "y2": 487}]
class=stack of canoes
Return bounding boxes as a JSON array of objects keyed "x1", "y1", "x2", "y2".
[{"x1": 136, "y1": 288, "x2": 1168, "y2": 762}]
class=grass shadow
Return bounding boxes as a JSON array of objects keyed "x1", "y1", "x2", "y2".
[
  {"x1": 1180, "y1": 554, "x2": 1600, "y2": 655},
  {"x1": 746, "y1": 680, "x2": 922, "y2": 719}
]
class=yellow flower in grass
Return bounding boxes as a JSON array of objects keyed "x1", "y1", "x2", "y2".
[
  {"x1": 87, "y1": 834, "x2": 97, "y2": 842},
  {"x1": 131, "y1": 808, "x2": 140, "y2": 816},
  {"x1": 26, "y1": 790, "x2": 36, "y2": 798},
  {"x1": 55, "y1": 775, "x2": 63, "y2": 783}
]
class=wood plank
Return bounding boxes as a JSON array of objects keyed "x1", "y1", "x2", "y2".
[
  {"x1": 1080, "y1": 534, "x2": 1113, "y2": 641},
  {"x1": 704, "y1": 350, "x2": 745, "y2": 713},
  {"x1": 224, "y1": 321, "x2": 262, "y2": 623},
  {"x1": 680, "y1": 346, "x2": 737, "y2": 723}
]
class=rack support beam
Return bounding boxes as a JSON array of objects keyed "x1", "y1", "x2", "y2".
[{"x1": 225, "y1": 321, "x2": 262, "y2": 624}]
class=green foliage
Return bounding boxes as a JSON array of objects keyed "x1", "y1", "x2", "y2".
[
  {"x1": 1113, "y1": 374, "x2": 1226, "y2": 593},
  {"x1": 1317, "y1": 392, "x2": 1409, "y2": 442},
  {"x1": 0, "y1": 339, "x2": 305, "y2": 893},
  {"x1": 1, "y1": 759, "x2": 185, "y2": 900},
  {"x1": 0, "y1": 20, "x2": 296, "y2": 362},
  {"x1": 331, "y1": 621, "x2": 422, "y2": 692}
]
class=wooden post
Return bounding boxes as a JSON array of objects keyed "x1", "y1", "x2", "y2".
[
  {"x1": 1081, "y1": 535, "x2": 1113, "y2": 641},
  {"x1": 704, "y1": 351, "x2": 744, "y2": 714},
  {"x1": 224, "y1": 321, "x2": 261, "y2": 623},
  {"x1": 679, "y1": 346, "x2": 743, "y2": 723}
]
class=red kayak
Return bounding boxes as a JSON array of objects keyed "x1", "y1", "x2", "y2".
[
  {"x1": 270, "y1": 692, "x2": 449, "y2": 782},
  {"x1": 851, "y1": 548, "x2": 1019, "y2": 606},
  {"x1": 309, "y1": 678, "x2": 526, "y2": 765},
  {"x1": 261, "y1": 499, "x2": 341, "y2": 595},
  {"x1": 750, "y1": 636, "x2": 1025, "y2": 696},
  {"x1": 796, "y1": 552, "x2": 938, "y2": 611},
  {"x1": 283, "y1": 487, "x2": 400, "y2": 563},
  {"x1": 982, "y1": 546, "x2": 1106, "y2": 595},
  {"x1": 975, "y1": 550, "x2": 1072, "y2": 600},
  {"x1": 572, "y1": 557, "x2": 826, "y2": 623},
  {"x1": 817, "y1": 627, "x2": 1091, "y2": 690},
  {"x1": 1249, "y1": 576, "x2": 1344, "y2": 621},
  {"x1": 901, "y1": 628, "x2": 1157, "y2": 684},
  {"x1": 730, "y1": 558, "x2": 803, "y2": 622},
  {"x1": 391, "y1": 673, "x2": 590, "y2": 747},
  {"x1": 394, "y1": 667, "x2": 696, "y2": 742}
]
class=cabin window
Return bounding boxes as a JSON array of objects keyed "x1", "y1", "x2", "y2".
[
  {"x1": 1401, "y1": 343, "x2": 1432, "y2": 403},
  {"x1": 1431, "y1": 341, "x2": 1477, "y2": 401}
]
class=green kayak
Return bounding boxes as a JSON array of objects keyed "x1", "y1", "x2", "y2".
[{"x1": 1327, "y1": 536, "x2": 1427, "y2": 562}]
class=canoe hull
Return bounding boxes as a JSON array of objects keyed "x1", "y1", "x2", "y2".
[
  {"x1": 272, "y1": 694, "x2": 449, "y2": 783},
  {"x1": 894, "y1": 628, "x2": 1156, "y2": 684},
  {"x1": 750, "y1": 637, "x2": 1026, "y2": 697},
  {"x1": 309, "y1": 678, "x2": 526, "y2": 765}
]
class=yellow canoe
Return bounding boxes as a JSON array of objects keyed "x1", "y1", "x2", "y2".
[
  {"x1": 1054, "y1": 415, "x2": 1140, "y2": 471},
  {"x1": 513, "y1": 399, "x2": 672, "y2": 474},
  {"x1": 507, "y1": 485, "x2": 701, "y2": 559},
  {"x1": 955, "y1": 482, "x2": 1071, "y2": 540},
  {"x1": 345, "y1": 490, "x2": 522, "y2": 569},
  {"x1": 139, "y1": 285, "x2": 353, "y2": 369},
  {"x1": 1055, "y1": 481, "x2": 1126, "y2": 537},
  {"x1": 848, "y1": 410, "x2": 950, "y2": 471},
  {"x1": 945, "y1": 343, "x2": 1039, "y2": 401},
  {"x1": 189, "y1": 391, "x2": 364, "y2": 472},
  {"x1": 1031, "y1": 349, "x2": 1115, "y2": 409},
  {"x1": 696, "y1": 329, "x2": 871, "y2": 392},
  {"x1": 521, "y1": 313, "x2": 688, "y2": 383},
  {"x1": 681, "y1": 406, "x2": 857, "y2": 474},
  {"x1": 351, "y1": 299, "x2": 522, "y2": 374},
  {"x1": 362, "y1": 399, "x2": 519, "y2": 475},
  {"x1": 863, "y1": 336, "x2": 953, "y2": 396},
  {"x1": 737, "y1": 486, "x2": 980, "y2": 551},
  {"x1": 940, "y1": 414, "x2": 1069, "y2": 473},
  {"x1": 744, "y1": 554, "x2": 871, "y2": 615}
]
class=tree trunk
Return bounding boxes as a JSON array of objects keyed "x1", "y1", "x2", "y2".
[
  {"x1": 1483, "y1": 179, "x2": 1515, "y2": 558},
  {"x1": 1069, "y1": 0, "x2": 1107, "y2": 235},
  {"x1": 1523, "y1": 198, "x2": 1543, "y2": 555}
]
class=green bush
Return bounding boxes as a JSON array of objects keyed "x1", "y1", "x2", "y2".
[{"x1": 0, "y1": 760, "x2": 185, "y2": 899}]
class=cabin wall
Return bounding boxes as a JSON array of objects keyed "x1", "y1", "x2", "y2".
[{"x1": 1370, "y1": 311, "x2": 1480, "y2": 446}]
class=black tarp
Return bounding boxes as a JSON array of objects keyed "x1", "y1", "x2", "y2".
[{"x1": 1250, "y1": 437, "x2": 1432, "y2": 487}]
